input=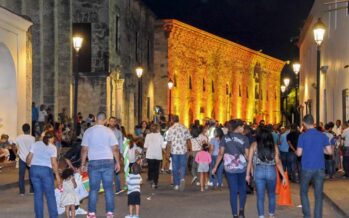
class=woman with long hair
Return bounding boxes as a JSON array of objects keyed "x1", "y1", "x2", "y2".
[
  {"x1": 27, "y1": 131, "x2": 61, "y2": 218},
  {"x1": 246, "y1": 127, "x2": 287, "y2": 218}
]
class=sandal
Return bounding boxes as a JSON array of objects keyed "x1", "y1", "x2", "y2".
[
  {"x1": 86, "y1": 212, "x2": 96, "y2": 218},
  {"x1": 106, "y1": 212, "x2": 114, "y2": 218}
]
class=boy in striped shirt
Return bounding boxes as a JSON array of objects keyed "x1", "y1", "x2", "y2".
[{"x1": 125, "y1": 163, "x2": 142, "y2": 218}]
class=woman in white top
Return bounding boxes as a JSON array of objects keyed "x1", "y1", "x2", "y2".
[
  {"x1": 27, "y1": 131, "x2": 61, "y2": 218},
  {"x1": 144, "y1": 124, "x2": 165, "y2": 188}
]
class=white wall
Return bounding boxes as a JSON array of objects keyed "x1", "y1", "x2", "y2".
[
  {"x1": 0, "y1": 7, "x2": 32, "y2": 139},
  {"x1": 299, "y1": 0, "x2": 349, "y2": 123}
]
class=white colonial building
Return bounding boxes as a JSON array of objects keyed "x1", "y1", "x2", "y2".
[
  {"x1": 299, "y1": 0, "x2": 349, "y2": 123},
  {"x1": 0, "y1": 7, "x2": 32, "y2": 139}
]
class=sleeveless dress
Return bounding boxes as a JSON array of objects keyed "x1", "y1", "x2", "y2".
[{"x1": 60, "y1": 179, "x2": 80, "y2": 207}]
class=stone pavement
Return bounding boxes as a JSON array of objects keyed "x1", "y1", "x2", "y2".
[{"x1": 0, "y1": 168, "x2": 345, "y2": 218}]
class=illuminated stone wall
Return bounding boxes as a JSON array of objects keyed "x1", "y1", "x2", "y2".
[{"x1": 154, "y1": 20, "x2": 285, "y2": 126}]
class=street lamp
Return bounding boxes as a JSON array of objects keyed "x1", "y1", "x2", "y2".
[
  {"x1": 73, "y1": 36, "x2": 83, "y2": 135},
  {"x1": 313, "y1": 18, "x2": 326, "y2": 126},
  {"x1": 135, "y1": 66, "x2": 144, "y2": 125},
  {"x1": 293, "y1": 63, "x2": 301, "y2": 75},
  {"x1": 281, "y1": 85, "x2": 286, "y2": 93},
  {"x1": 168, "y1": 78, "x2": 174, "y2": 120},
  {"x1": 293, "y1": 62, "x2": 301, "y2": 125},
  {"x1": 283, "y1": 78, "x2": 290, "y2": 87}
]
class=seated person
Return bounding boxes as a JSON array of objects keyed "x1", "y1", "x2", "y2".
[
  {"x1": 0, "y1": 134, "x2": 16, "y2": 161},
  {"x1": 64, "y1": 141, "x2": 83, "y2": 171}
]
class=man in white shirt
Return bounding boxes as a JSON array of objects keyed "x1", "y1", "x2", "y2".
[
  {"x1": 81, "y1": 112, "x2": 120, "y2": 218},
  {"x1": 15, "y1": 123, "x2": 35, "y2": 195}
]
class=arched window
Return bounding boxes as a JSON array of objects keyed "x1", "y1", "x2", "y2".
[
  {"x1": 226, "y1": 84, "x2": 229, "y2": 95},
  {"x1": 189, "y1": 76, "x2": 192, "y2": 90},
  {"x1": 239, "y1": 85, "x2": 242, "y2": 97},
  {"x1": 174, "y1": 74, "x2": 177, "y2": 87},
  {"x1": 211, "y1": 80, "x2": 215, "y2": 93},
  {"x1": 246, "y1": 87, "x2": 249, "y2": 98},
  {"x1": 203, "y1": 79, "x2": 206, "y2": 92}
]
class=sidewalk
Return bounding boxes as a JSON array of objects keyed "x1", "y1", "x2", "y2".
[{"x1": 323, "y1": 179, "x2": 349, "y2": 217}]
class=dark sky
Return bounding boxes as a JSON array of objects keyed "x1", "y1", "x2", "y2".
[{"x1": 143, "y1": 0, "x2": 315, "y2": 61}]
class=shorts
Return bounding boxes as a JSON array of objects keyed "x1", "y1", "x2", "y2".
[
  {"x1": 198, "y1": 163, "x2": 209, "y2": 173},
  {"x1": 128, "y1": 192, "x2": 141, "y2": 205}
]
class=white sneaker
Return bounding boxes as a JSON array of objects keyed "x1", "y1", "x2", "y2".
[
  {"x1": 76, "y1": 207, "x2": 87, "y2": 215},
  {"x1": 174, "y1": 185, "x2": 179, "y2": 191},
  {"x1": 125, "y1": 215, "x2": 133, "y2": 218},
  {"x1": 196, "y1": 181, "x2": 201, "y2": 186},
  {"x1": 179, "y1": 179, "x2": 185, "y2": 191},
  {"x1": 207, "y1": 181, "x2": 213, "y2": 187},
  {"x1": 191, "y1": 176, "x2": 197, "y2": 184}
]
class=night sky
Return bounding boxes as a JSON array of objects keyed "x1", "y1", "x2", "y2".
[{"x1": 143, "y1": 0, "x2": 315, "y2": 61}]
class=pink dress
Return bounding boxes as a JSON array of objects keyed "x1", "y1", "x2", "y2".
[{"x1": 195, "y1": 151, "x2": 212, "y2": 173}]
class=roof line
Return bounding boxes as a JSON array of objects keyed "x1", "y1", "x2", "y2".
[{"x1": 163, "y1": 19, "x2": 285, "y2": 65}]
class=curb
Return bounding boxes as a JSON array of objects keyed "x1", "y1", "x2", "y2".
[{"x1": 323, "y1": 191, "x2": 349, "y2": 218}]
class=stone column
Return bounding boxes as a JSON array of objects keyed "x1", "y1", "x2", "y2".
[{"x1": 116, "y1": 79, "x2": 124, "y2": 121}]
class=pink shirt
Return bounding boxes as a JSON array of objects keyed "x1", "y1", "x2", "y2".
[{"x1": 195, "y1": 151, "x2": 212, "y2": 164}]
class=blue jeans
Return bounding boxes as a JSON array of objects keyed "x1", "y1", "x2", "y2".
[
  {"x1": 226, "y1": 171, "x2": 247, "y2": 215},
  {"x1": 19, "y1": 159, "x2": 33, "y2": 194},
  {"x1": 287, "y1": 152, "x2": 297, "y2": 181},
  {"x1": 254, "y1": 165, "x2": 277, "y2": 217},
  {"x1": 30, "y1": 165, "x2": 58, "y2": 218},
  {"x1": 114, "y1": 171, "x2": 121, "y2": 191},
  {"x1": 300, "y1": 169, "x2": 325, "y2": 218},
  {"x1": 210, "y1": 155, "x2": 224, "y2": 187},
  {"x1": 88, "y1": 159, "x2": 115, "y2": 213},
  {"x1": 171, "y1": 154, "x2": 187, "y2": 186},
  {"x1": 325, "y1": 159, "x2": 335, "y2": 178}
]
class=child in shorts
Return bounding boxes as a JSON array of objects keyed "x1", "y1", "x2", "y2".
[
  {"x1": 195, "y1": 143, "x2": 212, "y2": 192},
  {"x1": 125, "y1": 163, "x2": 142, "y2": 218}
]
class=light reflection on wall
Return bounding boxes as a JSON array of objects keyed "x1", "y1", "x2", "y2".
[{"x1": 164, "y1": 20, "x2": 285, "y2": 126}]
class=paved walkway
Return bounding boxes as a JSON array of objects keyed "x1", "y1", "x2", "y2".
[{"x1": 0, "y1": 166, "x2": 346, "y2": 218}]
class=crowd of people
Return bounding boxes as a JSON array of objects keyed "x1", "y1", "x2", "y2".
[{"x1": 2, "y1": 102, "x2": 349, "y2": 217}]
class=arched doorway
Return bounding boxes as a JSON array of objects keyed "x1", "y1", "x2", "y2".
[{"x1": 0, "y1": 43, "x2": 17, "y2": 138}]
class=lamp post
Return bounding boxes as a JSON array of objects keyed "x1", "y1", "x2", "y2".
[
  {"x1": 136, "y1": 66, "x2": 143, "y2": 125},
  {"x1": 313, "y1": 18, "x2": 326, "y2": 126},
  {"x1": 168, "y1": 78, "x2": 174, "y2": 120},
  {"x1": 72, "y1": 36, "x2": 83, "y2": 135},
  {"x1": 293, "y1": 62, "x2": 301, "y2": 124},
  {"x1": 281, "y1": 85, "x2": 286, "y2": 126}
]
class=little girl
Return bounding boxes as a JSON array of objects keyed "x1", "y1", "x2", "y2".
[
  {"x1": 195, "y1": 143, "x2": 212, "y2": 192},
  {"x1": 60, "y1": 168, "x2": 80, "y2": 218}
]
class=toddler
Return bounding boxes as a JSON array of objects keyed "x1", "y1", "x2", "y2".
[
  {"x1": 125, "y1": 163, "x2": 142, "y2": 218},
  {"x1": 60, "y1": 168, "x2": 80, "y2": 218},
  {"x1": 195, "y1": 143, "x2": 212, "y2": 192}
]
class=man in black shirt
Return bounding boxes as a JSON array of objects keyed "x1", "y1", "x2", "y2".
[
  {"x1": 64, "y1": 142, "x2": 82, "y2": 170},
  {"x1": 287, "y1": 124, "x2": 300, "y2": 182}
]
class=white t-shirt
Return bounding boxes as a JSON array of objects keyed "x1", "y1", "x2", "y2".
[
  {"x1": 342, "y1": 128, "x2": 349, "y2": 147},
  {"x1": 191, "y1": 134, "x2": 208, "y2": 152},
  {"x1": 30, "y1": 141, "x2": 57, "y2": 168},
  {"x1": 128, "y1": 145, "x2": 142, "y2": 163},
  {"x1": 144, "y1": 132, "x2": 165, "y2": 160},
  {"x1": 38, "y1": 110, "x2": 47, "y2": 122},
  {"x1": 81, "y1": 125, "x2": 118, "y2": 160},
  {"x1": 15, "y1": 134, "x2": 35, "y2": 162}
]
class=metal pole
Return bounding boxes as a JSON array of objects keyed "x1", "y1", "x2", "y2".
[
  {"x1": 169, "y1": 89, "x2": 172, "y2": 121},
  {"x1": 138, "y1": 77, "x2": 142, "y2": 124},
  {"x1": 316, "y1": 46, "x2": 321, "y2": 126},
  {"x1": 73, "y1": 51, "x2": 79, "y2": 136},
  {"x1": 296, "y1": 74, "x2": 299, "y2": 125}
]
